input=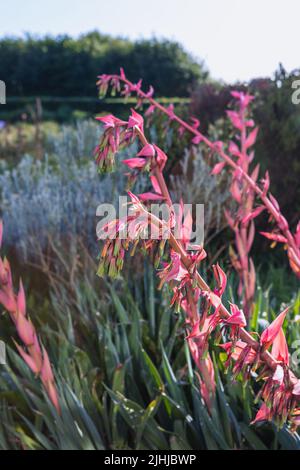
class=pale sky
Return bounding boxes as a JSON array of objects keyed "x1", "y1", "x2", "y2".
[{"x1": 1, "y1": 0, "x2": 299, "y2": 83}]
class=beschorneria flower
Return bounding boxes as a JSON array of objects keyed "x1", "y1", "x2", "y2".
[{"x1": 94, "y1": 96, "x2": 300, "y2": 430}]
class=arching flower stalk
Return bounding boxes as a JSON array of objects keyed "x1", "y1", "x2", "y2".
[
  {"x1": 96, "y1": 70, "x2": 300, "y2": 284},
  {"x1": 0, "y1": 221, "x2": 60, "y2": 413},
  {"x1": 95, "y1": 107, "x2": 300, "y2": 428}
]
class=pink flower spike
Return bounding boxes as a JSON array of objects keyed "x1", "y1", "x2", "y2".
[
  {"x1": 17, "y1": 279, "x2": 26, "y2": 316},
  {"x1": 128, "y1": 109, "x2": 144, "y2": 132},
  {"x1": 260, "y1": 307, "x2": 289, "y2": 349},
  {"x1": 122, "y1": 158, "x2": 147, "y2": 169},
  {"x1": 137, "y1": 144, "x2": 155, "y2": 158}
]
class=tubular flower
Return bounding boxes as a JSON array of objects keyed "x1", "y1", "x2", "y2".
[{"x1": 260, "y1": 307, "x2": 289, "y2": 350}]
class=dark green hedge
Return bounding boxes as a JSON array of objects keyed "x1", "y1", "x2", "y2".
[{"x1": 0, "y1": 31, "x2": 207, "y2": 98}]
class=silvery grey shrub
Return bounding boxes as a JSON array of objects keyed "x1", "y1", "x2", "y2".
[
  {"x1": 0, "y1": 121, "x2": 137, "y2": 260},
  {"x1": 0, "y1": 120, "x2": 231, "y2": 261}
]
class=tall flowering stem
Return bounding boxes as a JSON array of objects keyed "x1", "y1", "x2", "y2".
[
  {"x1": 97, "y1": 70, "x2": 300, "y2": 283},
  {"x1": 94, "y1": 103, "x2": 300, "y2": 429},
  {"x1": 0, "y1": 221, "x2": 60, "y2": 413},
  {"x1": 223, "y1": 92, "x2": 260, "y2": 318}
]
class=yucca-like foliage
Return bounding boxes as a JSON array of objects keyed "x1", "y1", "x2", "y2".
[{"x1": 0, "y1": 261, "x2": 299, "y2": 450}]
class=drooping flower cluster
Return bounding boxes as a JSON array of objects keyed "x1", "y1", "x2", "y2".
[
  {"x1": 94, "y1": 99, "x2": 300, "y2": 429},
  {"x1": 94, "y1": 115, "x2": 128, "y2": 173},
  {"x1": 0, "y1": 221, "x2": 60, "y2": 412}
]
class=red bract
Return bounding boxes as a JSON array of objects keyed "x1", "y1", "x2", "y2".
[
  {"x1": 96, "y1": 114, "x2": 127, "y2": 129},
  {"x1": 260, "y1": 307, "x2": 289, "y2": 350},
  {"x1": 212, "y1": 264, "x2": 227, "y2": 298},
  {"x1": 122, "y1": 158, "x2": 149, "y2": 169},
  {"x1": 153, "y1": 145, "x2": 168, "y2": 171},
  {"x1": 271, "y1": 328, "x2": 289, "y2": 365},
  {"x1": 128, "y1": 109, "x2": 144, "y2": 133},
  {"x1": 226, "y1": 304, "x2": 247, "y2": 327},
  {"x1": 252, "y1": 403, "x2": 271, "y2": 425},
  {"x1": 260, "y1": 232, "x2": 288, "y2": 244}
]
